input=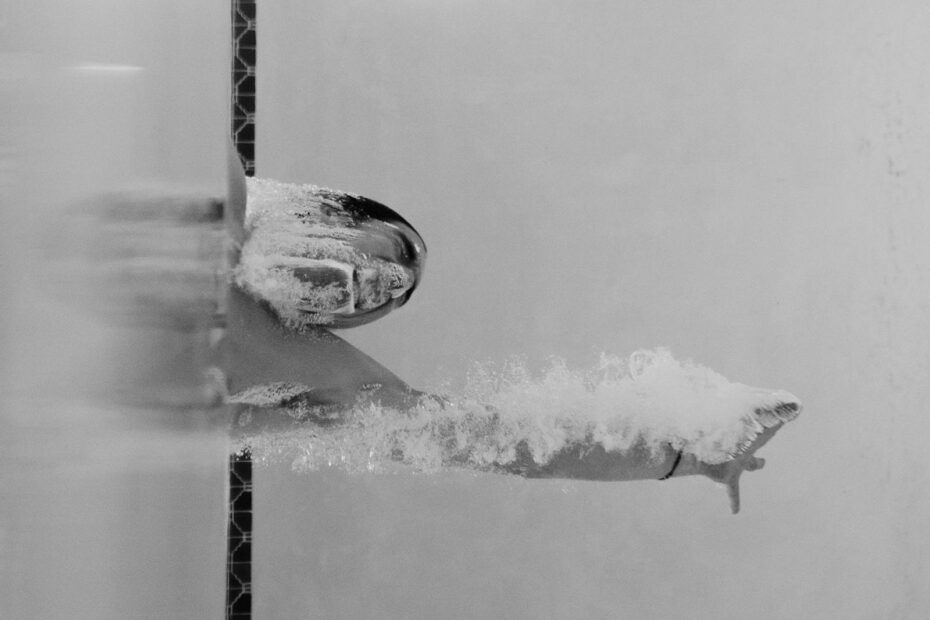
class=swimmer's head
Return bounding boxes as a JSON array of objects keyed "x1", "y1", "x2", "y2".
[{"x1": 234, "y1": 178, "x2": 427, "y2": 329}]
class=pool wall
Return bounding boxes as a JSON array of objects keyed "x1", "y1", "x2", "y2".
[{"x1": 2, "y1": 2, "x2": 230, "y2": 618}]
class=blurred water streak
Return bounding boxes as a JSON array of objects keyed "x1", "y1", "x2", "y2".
[{"x1": 1, "y1": 2, "x2": 229, "y2": 618}]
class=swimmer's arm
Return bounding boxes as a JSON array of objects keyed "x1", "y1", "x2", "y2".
[
  {"x1": 497, "y1": 423, "x2": 781, "y2": 514},
  {"x1": 499, "y1": 442, "x2": 701, "y2": 482}
]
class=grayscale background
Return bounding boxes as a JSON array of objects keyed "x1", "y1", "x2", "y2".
[{"x1": 3, "y1": 1, "x2": 929, "y2": 618}]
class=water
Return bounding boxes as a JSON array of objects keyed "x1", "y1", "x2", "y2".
[
  {"x1": 5, "y1": 2, "x2": 930, "y2": 619},
  {"x1": 255, "y1": 2, "x2": 930, "y2": 617}
]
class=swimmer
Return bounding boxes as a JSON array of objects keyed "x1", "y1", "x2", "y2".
[
  {"x1": 221, "y1": 148, "x2": 800, "y2": 514},
  {"x1": 46, "y1": 144, "x2": 800, "y2": 513}
]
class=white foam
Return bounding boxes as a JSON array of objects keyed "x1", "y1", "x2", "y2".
[{"x1": 236, "y1": 348, "x2": 801, "y2": 473}]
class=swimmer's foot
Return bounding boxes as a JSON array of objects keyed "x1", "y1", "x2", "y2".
[{"x1": 699, "y1": 399, "x2": 802, "y2": 514}]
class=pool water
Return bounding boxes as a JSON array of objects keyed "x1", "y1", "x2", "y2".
[{"x1": 4, "y1": 2, "x2": 930, "y2": 619}]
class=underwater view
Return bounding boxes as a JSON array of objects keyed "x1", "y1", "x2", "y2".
[{"x1": 3, "y1": 1, "x2": 930, "y2": 618}]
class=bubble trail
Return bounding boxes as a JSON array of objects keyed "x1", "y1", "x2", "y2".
[{"x1": 232, "y1": 349, "x2": 801, "y2": 474}]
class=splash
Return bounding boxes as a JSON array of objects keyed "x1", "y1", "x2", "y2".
[{"x1": 234, "y1": 348, "x2": 801, "y2": 474}]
